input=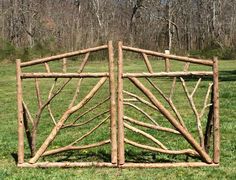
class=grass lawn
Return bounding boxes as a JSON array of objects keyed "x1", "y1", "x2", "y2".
[{"x1": 0, "y1": 57, "x2": 236, "y2": 179}]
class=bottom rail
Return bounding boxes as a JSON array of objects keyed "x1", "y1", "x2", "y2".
[{"x1": 18, "y1": 162, "x2": 219, "y2": 168}]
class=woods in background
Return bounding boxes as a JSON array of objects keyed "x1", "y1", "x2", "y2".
[{"x1": 0, "y1": 0, "x2": 236, "y2": 60}]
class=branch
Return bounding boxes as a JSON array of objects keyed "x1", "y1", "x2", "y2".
[
  {"x1": 68, "y1": 78, "x2": 83, "y2": 108},
  {"x1": 124, "y1": 98, "x2": 138, "y2": 102},
  {"x1": 124, "y1": 102, "x2": 159, "y2": 126},
  {"x1": 169, "y1": 77, "x2": 176, "y2": 99},
  {"x1": 44, "y1": 62, "x2": 50, "y2": 73},
  {"x1": 125, "y1": 138, "x2": 198, "y2": 156},
  {"x1": 124, "y1": 116, "x2": 180, "y2": 135},
  {"x1": 146, "y1": 78, "x2": 187, "y2": 129},
  {"x1": 124, "y1": 122, "x2": 167, "y2": 149},
  {"x1": 42, "y1": 140, "x2": 110, "y2": 156},
  {"x1": 191, "y1": 78, "x2": 202, "y2": 97},
  {"x1": 78, "y1": 52, "x2": 90, "y2": 73},
  {"x1": 35, "y1": 78, "x2": 42, "y2": 109},
  {"x1": 71, "y1": 96, "x2": 110, "y2": 125},
  {"x1": 29, "y1": 77, "x2": 107, "y2": 163},
  {"x1": 62, "y1": 110, "x2": 109, "y2": 129},
  {"x1": 142, "y1": 53, "x2": 153, "y2": 73},
  {"x1": 69, "y1": 115, "x2": 109, "y2": 146},
  {"x1": 22, "y1": 101, "x2": 34, "y2": 125},
  {"x1": 180, "y1": 77, "x2": 204, "y2": 147},
  {"x1": 200, "y1": 83, "x2": 213, "y2": 119},
  {"x1": 123, "y1": 90, "x2": 159, "y2": 111},
  {"x1": 47, "y1": 78, "x2": 58, "y2": 125}
]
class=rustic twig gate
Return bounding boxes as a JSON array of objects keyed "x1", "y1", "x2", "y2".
[{"x1": 16, "y1": 41, "x2": 219, "y2": 168}]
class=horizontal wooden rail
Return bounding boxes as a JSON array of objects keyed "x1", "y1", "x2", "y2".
[
  {"x1": 20, "y1": 45, "x2": 108, "y2": 67},
  {"x1": 42, "y1": 140, "x2": 110, "y2": 156},
  {"x1": 21, "y1": 72, "x2": 109, "y2": 79},
  {"x1": 121, "y1": 162, "x2": 219, "y2": 168},
  {"x1": 18, "y1": 162, "x2": 218, "y2": 168},
  {"x1": 122, "y1": 45, "x2": 213, "y2": 66},
  {"x1": 123, "y1": 71, "x2": 213, "y2": 78},
  {"x1": 18, "y1": 162, "x2": 117, "y2": 168}
]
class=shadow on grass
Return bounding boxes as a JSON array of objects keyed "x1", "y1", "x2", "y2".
[
  {"x1": 11, "y1": 153, "x2": 18, "y2": 164},
  {"x1": 164, "y1": 70, "x2": 236, "y2": 82},
  {"x1": 38, "y1": 149, "x2": 200, "y2": 163},
  {"x1": 219, "y1": 70, "x2": 236, "y2": 81}
]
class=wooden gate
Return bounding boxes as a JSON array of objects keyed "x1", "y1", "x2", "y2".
[
  {"x1": 16, "y1": 41, "x2": 219, "y2": 168},
  {"x1": 117, "y1": 42, "x2": 219, "y2": 168},
  {"x1": 16, "y1": 41, "x2": 117, "y2": 167}
]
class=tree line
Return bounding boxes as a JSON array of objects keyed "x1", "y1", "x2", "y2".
[{"x1": 1, "y1": 0, "x2": 236, "y2": 60}]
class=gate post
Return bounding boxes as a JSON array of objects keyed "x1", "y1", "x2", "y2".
[
  {"x1": 213, "y1": 57, "x2": 220, "y2": 163},
  {"x1": 117, "y1": 41, "x2": 125, "y2": 165},
  {"x1": 16, "y1": 59, "x2": 24, "y2": 164},
  {"x1": 108, "y1": 41, "x2": 117, "y2": 164}
]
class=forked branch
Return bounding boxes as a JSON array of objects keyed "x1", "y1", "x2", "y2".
[
  {"x1": 125, "y1": 138, "x2": 198, "y2": 156},
  {"x1": 124, "y1": 122, "x2": 167, "y2": 149},
  {"x1": 180, "y1": 77, "x2": 204, "y2": 147},
  {"x1": 200, "y1": 83, "x2": 213, "y2": 119},
  {"x1": 124, "y1": 102, "x2": 159, "y2": 126},
  {"x1": 124, "y1": 116, "x2": 180, "y2": 134},
  {"x1": 42, "y1": 140, "x2": 110, "y2": 156},
  {"x1": 29, "y1": 77, "x2": 107, "y2": 163},
  {"x1": 68, "y1": 115, "x2": 109, "y2": 146},
  {"x1": 71, "y1": 96, "x2": 110, "y2": 125},
  {"x1": 62, "y1": 110, "x2": 110, "y2": 129},
  {"x1": 146, "y1": 78, "x2": 187, "y2": 129},
  {"x1": 123, "y1": 90, "x2": 159, "y2": 111}
]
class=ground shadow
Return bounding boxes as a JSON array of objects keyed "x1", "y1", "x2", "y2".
[
  {"x1": 11, "y1": 153, "x2": 18, "y2": 164},
  {"x1": 38, "y1": 149, "x2": 200, "y2": 163},
  {"x1": 219, "y1": 70, "x2": 236, "y2": 82}
]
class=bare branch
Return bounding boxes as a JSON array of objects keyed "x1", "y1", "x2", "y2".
[
  {"x1": 142, "y1": 53, "x2": 153, "y2": 73},
  {"x1": 78, "y1": 52, "x2": 90, "y2": 73},
  {"x1": 124, "y1": 116, "x2": 180, "y2": 135},
  {"x1": 124, "y1": 102, "x2": 159, "y2": 126},
  {"x1": 42, "y1": 140, "x2": 110, "y2": 156},
  {"x1": 180, "y1": 77, "x2": 204, "y2": 147},
  {"x1": 68, "y1": 78, "x2": 83, "y2": 108},
  {"x1": 22, "y1": 100, "x2": 34, "y2": 125},
  {"x1": 125, "y1": 138, "x2": 198, "y2": 156},
  {"x1": 146, "y1": 78, "x2": 187, "y2": 129},
  {"x1": 191, "y1": 78, "x2": 202, "y2": 97},
  {"x1": 71, "y1": 96, "x2": 110, "y2": 124},
  {"x1": 35, "y1": 78, "x2": 42, "y2": 108},
  {"x1": 169, "y1": 77, "x2": 176, "y2": 99},
  {"x1": 124, "y1": 122, "x2": 167, "y2": 149},
  {"x1": 69, "y1": 115, "x2": 109, "y2": 146},
  {"x1": 62, "y1": 109, "x2": 110, "y2": 129},
  {"x1": 123, "y1": 90, "x2": 159, "y2": 111},
  {"x1": 200, "y1": 83, "x2": 213, "y2": 119}
]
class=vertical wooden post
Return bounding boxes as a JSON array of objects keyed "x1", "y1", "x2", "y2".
[
  {"x1": 63, "y1": 58, "x2": 67, "y2": 73},
  {"x1": 165, "y1": 50, "x2": 170, "y2": 72},
  {"x1": 16, "y1": 59, "x2": 24, "y2": 164},
  {"x1": 117, "y1": 41, "x2": 125, "y2": 165},
  {"x1": 213, "y1": 57, "x2": 220, "y2": 163},
  {"x1": 108, "y1": 41, "x2": 117, "y2": 164}
]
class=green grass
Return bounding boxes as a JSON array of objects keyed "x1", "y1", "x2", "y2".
[{"x1": 0, "y1": 58, "x2": 236, "y2": 179}]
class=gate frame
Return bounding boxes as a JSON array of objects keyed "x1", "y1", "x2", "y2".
[
  {"x1": 117, "y1": 41, "x2": 219, "y2": 168},
  {"x1": 16, "y1": 41, "x2": 219, "y2": 168},
  {"x1": 16, "y1": 41, "x2": 118, "y2": 168}
]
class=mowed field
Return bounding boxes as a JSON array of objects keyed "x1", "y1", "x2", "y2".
[{"x1": 0, "y1": 57, "x2": 236, "y2": 179}]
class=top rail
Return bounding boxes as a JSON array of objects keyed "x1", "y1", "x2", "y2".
[
  {"x1": 122, "y1": 45, "x2": 213, "y2": 66},
  {"x1": 20, "y1": 45, "x2": 108, "y2": 67}
]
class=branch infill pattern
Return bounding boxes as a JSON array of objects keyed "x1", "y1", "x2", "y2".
[
  {"x1": 29, "y1": 77, "x2": 107, "y2": 163},
  {"x1": 180, "y1": 77, "x2": 213, "y2": 148}
]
